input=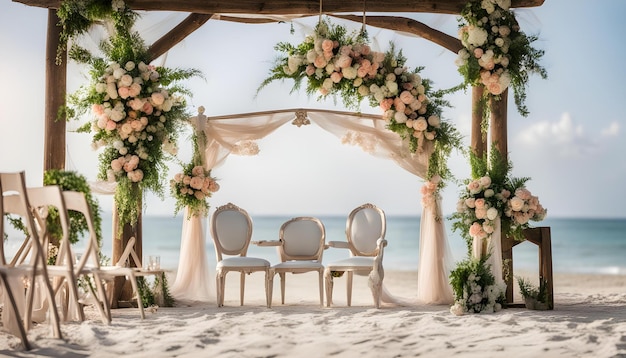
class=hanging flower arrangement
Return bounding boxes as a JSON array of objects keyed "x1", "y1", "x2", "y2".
[
  {"x1": 62, "y1": 1, "x2": 202, "y2": 227},
  {"x1": 450, "y1": 149, "x2": 547, "y2": 253},
  {"x1": 170, "y1": 132, "x2": 220, "y2": 217},
  {"x1": 455, "y1": 0, "x2": 547, "y2": 116},
  {"x1": 259, "y1": 17, "x2": 462, "y2": 183}
]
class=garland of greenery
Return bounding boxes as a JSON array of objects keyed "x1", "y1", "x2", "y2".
[
  {"x1": 258, "y1": 18, "x2": 462, "y2": 184},
  {"x1": 60, "y1": 0, "x2": 202, "y2": 228},
  {"x1": 455, "y1": 0, "x2": 547, "y2": 117}
]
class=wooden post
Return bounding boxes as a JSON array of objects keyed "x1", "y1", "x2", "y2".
[
  {"x1": 43, "y1": 9, "x2": 66, "y2": 172},
  {"x1": 489, "y1": 88, "x2": 508, "y2": 158},
  {"x1": 110, "y1": 187, "x2": 143, "y2": 308},
  {"x1": 471, "y1": 86, "x2": 487, "y2": 158}
]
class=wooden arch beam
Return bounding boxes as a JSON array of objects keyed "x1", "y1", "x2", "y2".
[
  {"x1": 147, "y1": 13, "x2": 213, "y2": 62},
  {"x1": 332, "y1": 14, "x2": 462, "y2": 54},
  {"x1": 15, "y1": 0, "x2": 545, "y2": 15}
]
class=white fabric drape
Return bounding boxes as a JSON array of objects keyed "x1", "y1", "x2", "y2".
[
  {"x1": 471, "y1": 216, "x2": 505, "y2": 288},
  {"x1": 416, "y1": 194, "x2": 454, "y2": 304},
  {"x1": 170, "y1": 207, "x2": 214, "y2": 303},
  {"x1": 172, "y1": 108, "x2": 454, "y2": 305}
]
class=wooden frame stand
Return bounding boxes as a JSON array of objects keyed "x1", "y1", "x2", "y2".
[{"x1": 502, "y1": 226, "x2": 554, "y2": 310}]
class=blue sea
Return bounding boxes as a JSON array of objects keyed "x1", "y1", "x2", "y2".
[{"x1": 88, "y1": 215, "x2": 625, "y2": 275}]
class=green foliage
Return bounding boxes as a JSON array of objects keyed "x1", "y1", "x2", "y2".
[
  {"x1": 43, "y1": 170, "x2": 103, "y2": 246},
  {"x1": 60, "y1": 0, "x2": 201, "y2": 229},
  {"x1": 137, "y1": 276, "x2": 155, "y2": 308},
  {"x1": 449, "y1": 255, "x2": 505, "y2": 314},
  {"x1": 516, "y1": 276, "x2": 549, "y2": 303},
  {"x1": 454, "y1": 0, "x2": 547, "y2": 117},
  {"x1": 137, "y1": 274, "x2": 174, "y2": 308},
  {"x1": 258, "y1": 17, "x2": 463, "y2": 186}
]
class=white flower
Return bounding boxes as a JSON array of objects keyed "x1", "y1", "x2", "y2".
[
  {"x1": 466, "y1": 26, "x2": 488, "y2": 47},
  {"x1": 484, "y1": 188, "x2": 495, "y2": 198},
  {"x1": 427, "y1": 115, "x2": 440, "y2": 127},
  {"x1": 487, "y1": 207, "x2": 499, "y2": 220},
  {"x1": 450, "y1": 303, "x2": 466, "y2": 316}
]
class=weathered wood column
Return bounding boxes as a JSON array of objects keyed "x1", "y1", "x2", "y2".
[
  {"x1": 470, "y1": 86, "x2": 487, "y2": 158},
  {"x1": 110, "y1": 191, "x2": 143, "y2": 308},
  {"x1": 489, "y1": 89, "x2": 515, "y2": 303},
  {"x1": 43, "y1": 9, "x2": 66, "y2": 172}
]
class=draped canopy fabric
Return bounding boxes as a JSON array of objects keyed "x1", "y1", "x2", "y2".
[{"x1": 187, "y1": 108, "x2": 453, "y2": 304}]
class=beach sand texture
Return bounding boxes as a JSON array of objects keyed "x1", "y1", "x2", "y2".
[{"x1": 1, "y1": 270, "x2": 625, "y2": 357}]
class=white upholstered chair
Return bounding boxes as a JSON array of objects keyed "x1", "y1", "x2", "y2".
[
  {"x1": 210, "y1": 203, "x2": 270, "y2": 307},
  {"x1": 0, "y1": 171, "x2": 62, "y2": 340},
  {"x1": 268, "y1": 216, "x2": 326, "y2": 307},
  {"x1": 324, "y1": 203, "x2": 387, "y2": 308}
]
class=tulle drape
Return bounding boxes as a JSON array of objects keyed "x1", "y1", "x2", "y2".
[{"x1": 170, "y1": 207, "x2": 214, "y2": 303}]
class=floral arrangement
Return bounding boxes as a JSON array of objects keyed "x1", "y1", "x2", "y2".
[
  {"x1": 449, "y1": 255, "x2": 506, "y2": 315},
  {"x1": 63, "y1": 1, "x2": 201, "y2": 227},
  {"x1": 451, "y1": 149, "x2": 547, "y2": 251},
  {"x1": 258, "y1": 18, "x2": 461, "y2": 182},
  {"x1": 170, "y1": 162, "x2": 220, "y2": 217},
  {"x1": 455, "y1": 0, "x2": 547, "y2": 116}
]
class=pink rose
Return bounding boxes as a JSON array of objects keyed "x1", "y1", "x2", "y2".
[
  {"x1": 474, "y1": 198, "x2": 486, "y2": 209},
  {"x1": 330, "y1": 72, "x2": 343, "y2": 83},
  {"x1": 335, "y1": 55, "x2": 352, "y2": 69},
  {"x1": 322, "y1": 39, "x2": 334, "y2": 52},
  {"x1": 208, "y1": 181, "x2": 220, "y2": 192},
  {"x1": 413, "y1": 118, "x2": 428, "y2": 131},
  {"x1": 379, "y1": 98, "x2": 393, "y2": 111},
  {"x1": 190, "y1": 176, "x2": 204, "y2": 190},
  {"x1": 399, "y1": 91, "x2": 415, "y2": 105},
  {"x1": 475, "y1": 207, "x2": 487, "y2": 219},
  {"x1": 111, "y1": 159, "x2": 123, "y2": 172},
  {"x1": 313, "y1": 56, "x2": 327, "y2": 69},
  {"x1": 305, "y1": 65, "x2": 316, "y2": 76},
  {"x1": 474, "y1": 48, "x2": 484, "y2": 58},
  {"x1": 191, "y1": 166, "x2": 204, "y2": 177},
  {"x1": 151, "y1": 92, "x2": 165, "y2": 106},
  {"x1": 118, "y1": 86, "x2": 130, "y2": 99},
  {"x1": 142, "y1": 101, "x2": 154, "y2": 115},
  {"x1": 467, "y1": 180, "x2": 481, "y2": 194},
  {"x1": 464, "y1": 197, "x2": 476, "y2": 208},
  {"x1": 105, "y1": 120, "x2": 117, "y2": 131}
]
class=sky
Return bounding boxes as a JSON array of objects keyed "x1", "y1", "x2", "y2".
[{"x1": 1, "y1": 0, "x2": 625, "y2": 219}]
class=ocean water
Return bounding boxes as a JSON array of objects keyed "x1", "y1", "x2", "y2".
[
  {"x1": 93, "y1": 215, "x2": 626, "y2": 275},
  {"x1": 5, "y1": 215, "x2": 626, "y2": 275}
]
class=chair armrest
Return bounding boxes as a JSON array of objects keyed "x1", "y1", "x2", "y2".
[
  {"x1": 252, "y1": 240, "x2": 282, "y2": 247},
  {"x1": 327, "y1": 241, "x2": 350, "y2": 249}
]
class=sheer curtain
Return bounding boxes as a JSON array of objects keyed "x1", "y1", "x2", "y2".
[{"x1": 173, "y1": 108, "x2": 453, "y2": 305}]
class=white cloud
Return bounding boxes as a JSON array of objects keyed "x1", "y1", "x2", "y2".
[
  {"x1": 601, "y1": 121, "x2": 620, "y2": 137},
  {"x1": 515, "y1": 112, "x2": 601, "y2": 158}
]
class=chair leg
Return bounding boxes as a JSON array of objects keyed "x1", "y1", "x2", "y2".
[
  {"x1": 93, "y1": 274, "x2": 112, "y2": 324},
  {"x1": 318, "y1": 270, "x2": 324, "y2": 307},
  {"x1": 215, "y1": 272, "x2": 222, "y2": 307},
  {"x1": 240, "y1": 272, "x2": 246, "y2": 306},
  {"x1": 267, "y1": 269, "x2": 274, "y2": 308},
  {"x1": 346, "y1": 271, "x2": 353, "y2": 307},
  {"x1": 265, "y1": 269, "x2": 271, "y2": 309},
  {"x1": 1, "y1": 276, "x2": 31, "y2": 350},
  {"x1": 279, "y1": 272, "x2": 286, "y2": 305},
  {"x1": 324, "y1": 269, "x2": 333, "y2": 307},
  {"x1": 128, "y1": 273, "x2": 145, "y2": 319}
]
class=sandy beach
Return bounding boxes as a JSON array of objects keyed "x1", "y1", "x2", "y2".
[{"x1": 1, "y1": 270, "x2": 625, "y2": 357}]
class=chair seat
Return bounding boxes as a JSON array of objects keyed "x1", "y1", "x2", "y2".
[
  {"x1": 326, "y1": 256, "x2": 375, "y2": 270},
  {"x1": 218, "y1": 257, "x2": 270, "y2": 268},
  {"x1": 272, "y1": 261, "x2": 323, "y2": 270}
]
